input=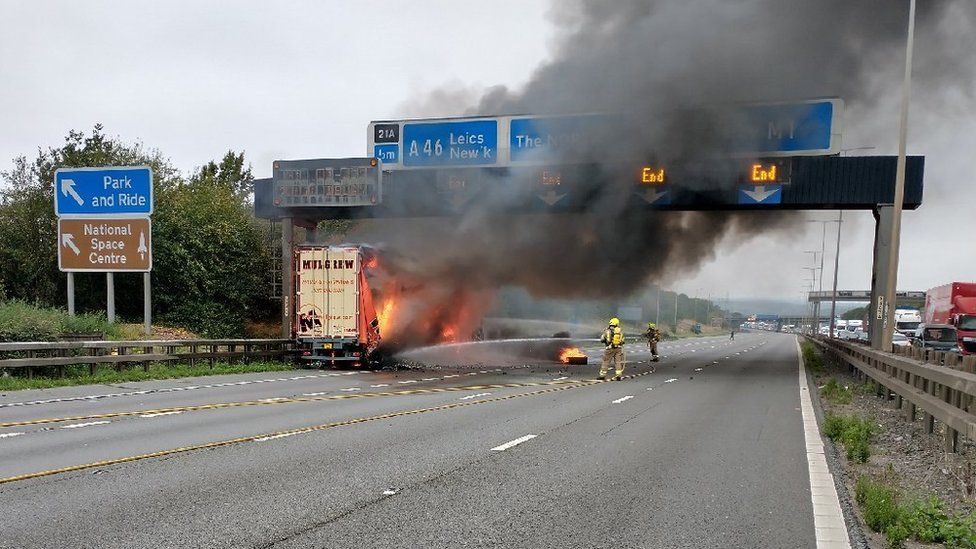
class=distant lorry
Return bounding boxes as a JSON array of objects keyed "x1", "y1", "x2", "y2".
[
  {"x1": 893, "y1": 308, "x2": 922, "y2": 335},
  {"x1": 924, "y1": 282, "x2": 976, "y2": 355},
  {"x1": 293, "y1": 246, "x2": 381, "y2": 366}
]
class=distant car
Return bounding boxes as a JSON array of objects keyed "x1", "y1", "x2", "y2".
[
  {"x1": 913, "y1": 324, "x2": 960, "y2": 353},
  {"x1": 891, "y1": 332, "x2": 911, "y2": 348}
]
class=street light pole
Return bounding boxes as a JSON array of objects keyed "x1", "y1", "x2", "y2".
[
  {"x1": 817, "y1": 223, "x2": 827, "y2": 331},
  {"x1": 881, "y1": 0, "x2": 916, "y2": 351},
  {"x1": 829, "y1": 211, "x2": 843, "y2": 338}
]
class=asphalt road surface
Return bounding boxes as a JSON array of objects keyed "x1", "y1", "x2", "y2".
[{"x1": 0, "y1": 333, "x2": 822, "y2": 548}]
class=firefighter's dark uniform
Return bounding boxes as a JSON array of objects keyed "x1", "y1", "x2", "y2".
[{"x1": 644, "y1": 324, "x2": 660, "y2": 361}]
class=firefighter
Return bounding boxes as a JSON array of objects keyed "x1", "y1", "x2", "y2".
[
  {"x1": 599, "y1": 317, "x2": 626, "y2": 380},
  {"x1": 644, "y1": 322, "x2": 661, "y2": 362}
]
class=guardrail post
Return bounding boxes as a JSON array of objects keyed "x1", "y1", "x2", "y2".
[
  {"x1": 209, "y1": 344, "x2": 216, "y2": 369},
  {"x1": 189, "y1": 344, "x2": 197, "y2": 367},
  {"x1": 904, "y1": 373, "x2": 917, "y2": 421},
  {"x1": 944, "y1": 386, "x2": 959, "y2": 453},
  {"x1": 946, "y1": 426, "x2": 959, "y2": 453},
  {"x1": 143, "y1": 344, "x2": 152, "y2": 372}
]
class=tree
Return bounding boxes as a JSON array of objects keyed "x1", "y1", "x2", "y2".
[
  {"x1": 0, "y1": 125, "x2": 177, "y2": 310},
  {"x1": 0, "y1": 127, "x2": 274, "y2": 337},
  {"x1": 843, "y1": 306, "x2": 869, "y2": 321}
]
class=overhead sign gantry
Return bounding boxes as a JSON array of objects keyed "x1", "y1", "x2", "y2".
[{"x1": 253, "y1": 98, "x2": 924, "y2": 343}]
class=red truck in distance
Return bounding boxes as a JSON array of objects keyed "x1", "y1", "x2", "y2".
[{"x1": 924, "y1": 282, "x2": 976, "y2": 355}]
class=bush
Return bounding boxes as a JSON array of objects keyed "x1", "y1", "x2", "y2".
[
  {"x1": 821, "y1": 378, "x2": 853, "y2": 405},
  {"x1": 856, "y1": 476, "x2": 901, "y2": 533},
  {"x1": 823, "y1": 413, "x2": 875, "y2": 463},
  {"x1": 854, "y1": 477, "x2": 976, "y2": 549},
  {"x1": 0, "y1": 300, "x2": 120, "y2": 341}
]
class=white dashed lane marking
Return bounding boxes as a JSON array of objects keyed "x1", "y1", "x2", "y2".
[
  {"x1": 60, "y1": 420, "x2": 110, "y2": 430},
  {"x1": 664, "y1": 378, "x2": 678, "y2": 383},
  {"x1": 491, "y1": 434, "x2": 538, "y2": 451},
  {"x1": 611, "y1": 395, "x2": 634, "y2": 404},
  {"x1": 0, "y1": 372, "x2": 363, "y2": 409},
  {"x1": 459, "y1": 393, "x2": 492, "y2": 401},
  {"x1": 0, "y1": 432, "x2": 25, "y2": 439}
]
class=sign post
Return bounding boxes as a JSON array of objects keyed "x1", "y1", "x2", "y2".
[{"x1": 54, "y1": 167, "x2": 153, "y2": 334}]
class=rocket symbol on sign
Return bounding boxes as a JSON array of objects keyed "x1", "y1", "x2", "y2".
[{"x1": 137, "y1": 231, "x2": 148, "y2": 260}]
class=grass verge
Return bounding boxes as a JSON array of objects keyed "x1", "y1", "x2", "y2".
[
  {"x1": 0, "y1": 361, "x2": 295, "y2": 392},
  {"x1": 0, "y1": 300, "x2": 122, "y2": 341},
  {"x1": 855, "y1": 475, "x2": 976, "y2": 549}
]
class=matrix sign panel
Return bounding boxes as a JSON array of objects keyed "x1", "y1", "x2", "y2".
[{"x1": 273, "y1": 158, "x2": 381, "y2": 207}]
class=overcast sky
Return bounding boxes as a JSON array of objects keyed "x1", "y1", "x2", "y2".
[{"x1": 1, "y1": 1, "x2": 973, "y2": 303}]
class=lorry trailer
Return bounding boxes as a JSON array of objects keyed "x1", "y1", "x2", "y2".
[{"x1": 293, "y1": 246, "x2": 381, "y2": 366}]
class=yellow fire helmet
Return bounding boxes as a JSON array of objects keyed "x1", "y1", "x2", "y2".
[
  {"x1": 648, "y1": 322, "x2": 656, "y2": 328},
  {"x1": 609, "y1": 317, "x2": 620, "y2": 327}
]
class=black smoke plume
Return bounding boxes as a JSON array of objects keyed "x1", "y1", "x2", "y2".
[{"x1": 363, "y1": 0, "x2": 976, "y2": 349}]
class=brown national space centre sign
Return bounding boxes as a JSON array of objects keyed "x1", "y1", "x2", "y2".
[{"x1": 58, "y1": 218, "x2": 152, "y2": 272}]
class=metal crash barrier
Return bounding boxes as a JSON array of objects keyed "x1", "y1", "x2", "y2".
[
  {"x1": 0, "y1": 339, "x2": 293, "y2": 379},
  {"x1": 810, "y1": 337, "x2": 976, "y2": 452}
]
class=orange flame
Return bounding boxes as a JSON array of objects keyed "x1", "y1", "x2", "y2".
[
  {"x1": 558, "y1": 347, "x2": 586, "y2": 364},
  {"x1": 377, "y1": 298, "x2": 397, "y2": 336},
  {"x1": 440, "y1": 325, "x2": 458, "y2": 343}
]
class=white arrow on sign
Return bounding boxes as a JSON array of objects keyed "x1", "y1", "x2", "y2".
[
  {"x1": 60, "y1": 179, "x2": 84, "y2": 206},
  {"x1": 137, "y1": 231, "x2": 148, "y2": 260},
  {"x1": 538, "y1": 190, "x2": 566, "y2": 206},
  {"x1": 742, "y1": 185, "x2": 779, "y2": 203},
  {"x1": 61, "y1": 233, "x2": 81, "y2": 255},
  {"x1": 636, "y1": 188, "x2": 668, "y2": 204}
]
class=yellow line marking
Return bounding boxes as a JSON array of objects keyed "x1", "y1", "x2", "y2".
[{"x1": 0, "y1": 370, "x2": 653, "y2": 485}]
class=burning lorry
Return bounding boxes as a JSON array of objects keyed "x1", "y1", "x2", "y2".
[{"x1": 293, "y1": 246, "x2": 381, "y2": 366}]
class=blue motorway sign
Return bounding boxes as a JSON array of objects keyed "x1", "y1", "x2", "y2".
[
  {"x1": 401, "y1": 120, "x2": 497, "y2": 167},
  {"x1": 738, "y1": 184, "x2": 783, "y2": 204},
  {"x1": 54, "y1": 167, "x2": 153, "y2": 216},
  {"x1": 733, "y1": 100, "x2": 840, "y2": 156},
  {"x1": 373, "y1": 144, "x2": 399, "y2": 164},
  {"x1": 368, "y1": 98, "x2": 842, "y2": 170},
  {"x1": 510, "y1": 116, "x2": 600, "y2": 163}
]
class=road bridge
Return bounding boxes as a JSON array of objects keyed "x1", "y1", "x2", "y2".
[{"x1": 808, "y1": 290, "x2": 925, "y2": 304}]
